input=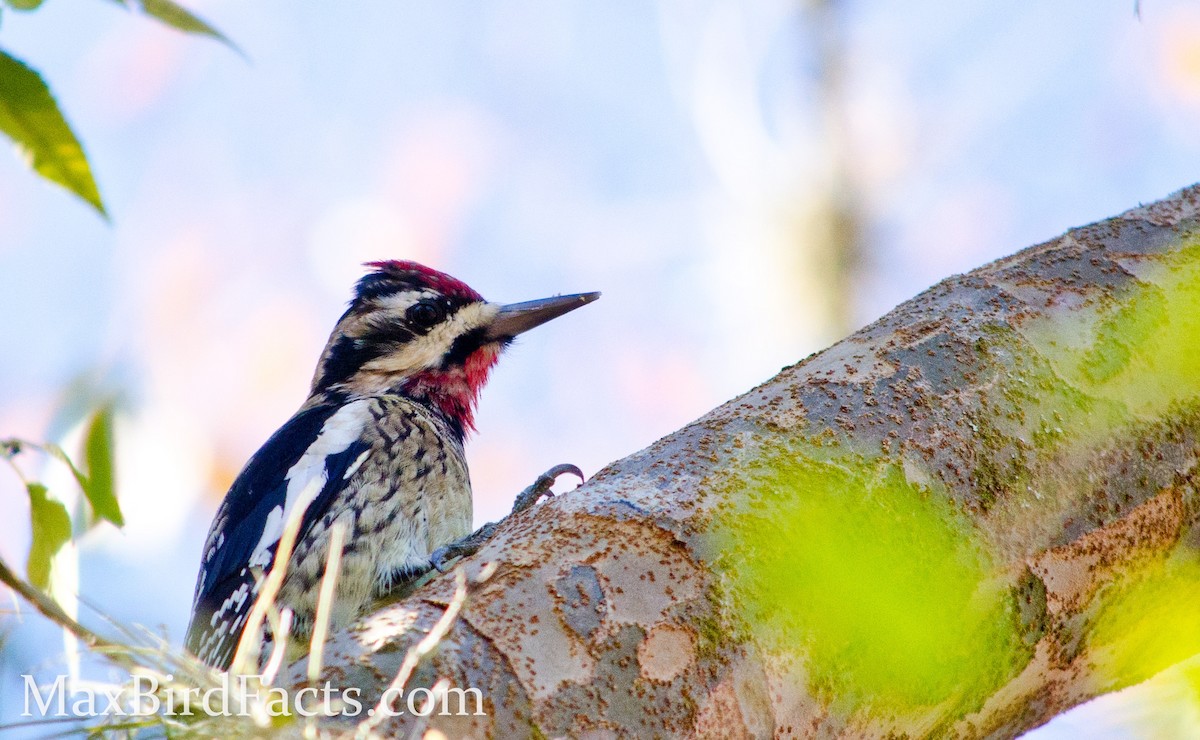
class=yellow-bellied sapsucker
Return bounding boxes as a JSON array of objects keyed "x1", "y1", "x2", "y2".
[{"x1": 184, "y1": 261, "x2": 598, "y2": 669}]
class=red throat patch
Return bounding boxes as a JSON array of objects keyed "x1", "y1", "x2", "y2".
[{"x1": 402, "y1": 345, "x2": 501, "y2": 435}]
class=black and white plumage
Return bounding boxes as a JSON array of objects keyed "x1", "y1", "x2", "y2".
[{"x1": 185, "y1": 261, "x2": 598, "y2": 670}]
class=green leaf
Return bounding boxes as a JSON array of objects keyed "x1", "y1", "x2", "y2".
[
  {"x1": 42, "y1": 441, "x2": 90, "y2": 493},
  {"x1": 26, "y1": 483, "x2": 72, "y2": 591},
  {"x1": 139, "y1": 0, "x2": 240, "y2": 54},
  {"x1": 3, "y1": 0, "x2": 47, "y2": 11},
  {"x1": 82, "y1": 404, "x2": 123, "y2": 527},
  {"x1": 0, "y1": 50, "x2": 106, "y2": 217}
]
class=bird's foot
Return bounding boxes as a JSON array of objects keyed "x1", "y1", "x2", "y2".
[
  {"x1": 511, "y1": 463, "x2": 584, "y2": 515},
  {"x1": 429, "y1": 522, "x2": 498, "y2": 572},
  {"x1": 430, "y1": 464, "x2": 585, "y2": 572}
]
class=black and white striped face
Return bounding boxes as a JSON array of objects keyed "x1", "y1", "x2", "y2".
[
  {"x1": 310, "y1": 262, "x2": 500, "y2": 397},
  {"x1": 308, "y1": 261, "x2": 598, "y2": 433}
]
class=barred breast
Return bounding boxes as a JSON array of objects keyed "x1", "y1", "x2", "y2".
[{"x1": 279, "y1": 395, "x2": 472, "y2": 636}]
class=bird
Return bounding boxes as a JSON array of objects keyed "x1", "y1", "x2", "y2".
[{"x1": 184, "y1": 260, "x2": 598, "y2": 670}]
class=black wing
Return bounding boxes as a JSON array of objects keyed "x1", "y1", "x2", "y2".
[{"x1": 185, "y1": 402, "x2": 371, "y2": 669}]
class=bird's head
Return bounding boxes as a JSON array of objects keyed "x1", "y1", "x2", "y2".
[{"x1": 311, "y1": 260, "x2": 598, "y2": 437}]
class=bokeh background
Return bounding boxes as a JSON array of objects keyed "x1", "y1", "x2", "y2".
[{"x1": 2, "y1": 0, "x2": 1199, "y2": 735}]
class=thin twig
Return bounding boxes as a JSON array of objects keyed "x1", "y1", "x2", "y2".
[
  {"x1": 355, "y1": 568, "x2": 469, "y2": 738},
  {"x1": 260, "y1": 608, "x2": 294, "y2": 686},
  {"x1": 0, "y1": 555, "x2": 115, "y2": 655},
  {"x1": 353, "y1": 562, "x2": 497, "y2": 739},
  {"x1": 406, "y1": 677, "x2": 450, "y2": 740},
  {"x1": 1, "y1": 437, "x2": 90, "y2": 493},
  {"x1": 229, "y1": 475, "x2": 323, "y2": 675},
  {"x1": 308, "y1": 521, "x2": 347, "y2": 683}
]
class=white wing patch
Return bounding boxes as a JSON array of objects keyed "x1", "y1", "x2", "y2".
[
  {"x1": 248, "y1": 506, "x2": 284, "y2": 568},
  {"x1": 246, "y1": 400, "x2": 372, "y2": 569},
  {"x1": 344, "y1": 449, "x2": 371, "y2": 480}
]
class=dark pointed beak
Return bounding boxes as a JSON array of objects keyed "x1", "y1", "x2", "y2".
[{"x1": 486, "y1": 292, "x2": 600, "y2": 340}]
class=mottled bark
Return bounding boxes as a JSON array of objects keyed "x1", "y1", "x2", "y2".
[{"x1": 293, "y1": 185, "x2": 1200, "y2": 738}]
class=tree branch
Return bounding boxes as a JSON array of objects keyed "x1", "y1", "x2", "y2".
[
  {"x1": 293, "y1": 184, "x2": 1200, "y2": 738},
  {"x1": 0, "y1": 556, "x2": 114, "y2": 653}
]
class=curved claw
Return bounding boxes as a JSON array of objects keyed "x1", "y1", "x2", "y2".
[
  {"x1": 429, "y1": 546, "x2": 452, "y2": 574},
  {"x1": 538, "y1": 463, "x2": 585, "y2": 487},
  {"x1": 512, "y1": 463, "x2": 586, "y2": 515}
]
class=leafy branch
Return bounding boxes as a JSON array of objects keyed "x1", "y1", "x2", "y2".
[
  {"x1": 0, "y1": 0, "x2": 237, "y2": 218},
  {"x1": 1, "y1": 403, "x2": 122, "y2": 592}
]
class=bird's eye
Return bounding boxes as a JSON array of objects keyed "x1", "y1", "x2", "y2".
[{"x1": 406, "y1": 300, "x2": 446, "y2": 328}]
